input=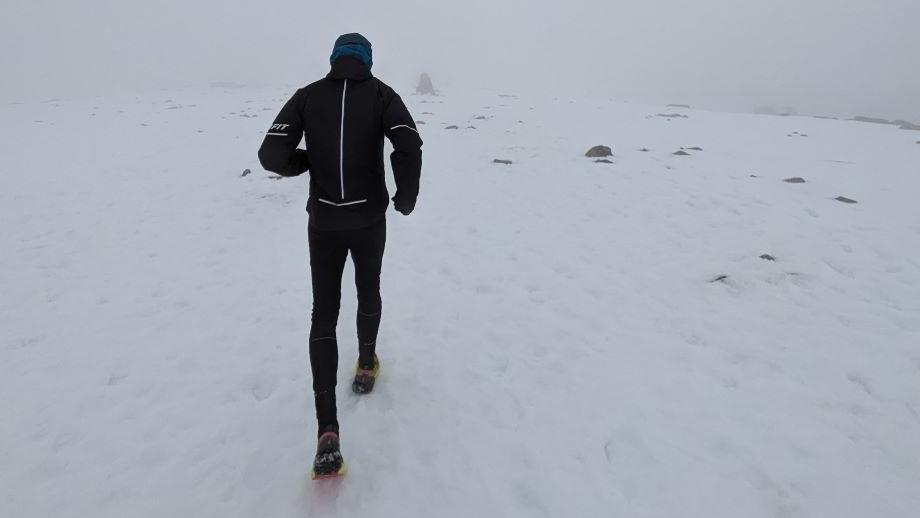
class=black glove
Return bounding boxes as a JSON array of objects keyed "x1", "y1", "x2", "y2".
[{"x1": 393, "y1": 196, "x2": 415, "y2": 216}]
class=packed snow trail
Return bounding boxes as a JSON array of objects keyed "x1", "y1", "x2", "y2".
[{"x1": 1, "y1": 87, "x2": 919, "y2": 517}]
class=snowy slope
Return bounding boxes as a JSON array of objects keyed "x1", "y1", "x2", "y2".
[{"x1": 1, "y1": 85, "x2": 919, "y2": 518}]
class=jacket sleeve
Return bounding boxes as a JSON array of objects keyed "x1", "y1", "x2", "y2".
[
  {"x1": 382, "y1": 89, "x2": 423, "y2": 213},
  {"x1": 258, "y1": 89, "x2": 310, "y2": 177}
]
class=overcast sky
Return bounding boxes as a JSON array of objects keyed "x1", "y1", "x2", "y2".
[{"x1": 2, "y1": 0, "x2": 918, "y2": 118}]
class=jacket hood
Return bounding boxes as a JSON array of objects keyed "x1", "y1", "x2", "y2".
[{"x1": 330, "y1": 33, "x2": 373, "y2": 68}]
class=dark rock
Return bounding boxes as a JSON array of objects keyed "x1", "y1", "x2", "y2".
[
  {"x1": 416, "y1": 73, "x2": 436, "y2": 95},
  {"x1": 760, "y1": 254, "x2": 776, "y2": 261},
  {"x1": 672, "y1": 150, "x2": 691, "y2": 156},
  {"x1": 686, "y1": 146, "x2": 703, "y2": 151},
  {"x1": 667, "y1": 103, "x2": 691, "y2": 108},
  {"x1": 656, "y1": 113, "x2": 689, "y2": 119},
  {"x1": 467, "y1": 126, "x2": 476, "y2": 129},
  {"x1": 445, "y1": 125, "x2": 459, "y2": 130},
  {"x1": 474, "y1": 115, "x2": 487, "y2": 120},
  {"x1": 594, "y1": 159, "x2": 614, "y2": 164},
  {"x1": 852, "y1": 116, "x2": 895, "y2": 125},
  {"x1": 639, "y1": 148, "x2": 650, "y2": 152},
  {"x1": 585, "y1": 145, "x2": 613, "y2": 158},
  {"x1": 493, "y1": 159, "x2": 512, "y2": 165},
  {"x1": 835, "y1": 196, "x2": 858, "y2": 204},
  {"x1": 710, "y1": 275, "x2": 729, "y2": 283},
  {"x1": 783, "y1": 177, "x2": 806, "y2": 183},
  {"x1": 241, "y1": 169, "x2": 252, "y2": 177}
]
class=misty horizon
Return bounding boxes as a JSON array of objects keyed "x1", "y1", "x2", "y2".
[
  {"x1": 3, "y1": 1, "x2": 919, "y2": 120},
  {"x1": 3, "y1": 1, "x2": 920, "y2": 120}
]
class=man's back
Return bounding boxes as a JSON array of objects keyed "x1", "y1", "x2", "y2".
[{"x1": 258, "y1": 53, "x2": 422, "y2": 230}]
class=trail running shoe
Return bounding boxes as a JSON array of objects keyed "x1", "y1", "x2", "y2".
[
  {"x1": 351, "y1": 355, "x2": 380, "y2": 394},
  {"x1": 311, "y1": 431, "x2": 346, "y2": 480}
]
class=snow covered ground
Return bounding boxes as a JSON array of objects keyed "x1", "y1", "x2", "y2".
[{"x1": 2, "y1": 84, "x2": 919, "y2": 517}]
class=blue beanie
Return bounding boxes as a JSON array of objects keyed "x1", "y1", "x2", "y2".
[{"x1": 330, "y1": 33, "x2": 372, "y2": 68}]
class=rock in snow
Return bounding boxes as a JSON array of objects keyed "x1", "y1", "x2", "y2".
[
  {"x1": 585, "y1": 145, "x2": 613, "y2": 157},
  {"x1": 493, "y1": 159, "x2": 512, "y2": 165},
  {"x1": 852, "y1": 115, "x2": 895, "y2": 125},
  {"x1": 835, "y1": 196, "x2": 858, "y2": 204},
  {"x1": 784, "y1": 177, "x2": 806, "y2": 183}
]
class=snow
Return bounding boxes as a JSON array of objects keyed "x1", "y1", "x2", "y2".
[{"x1": 2, "y1": 86, "x2": 920, "y2": 517}]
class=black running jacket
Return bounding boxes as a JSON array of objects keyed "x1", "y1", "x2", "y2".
[{"x1": 258, "y1": 56, "x2": 423, "y2": 230}]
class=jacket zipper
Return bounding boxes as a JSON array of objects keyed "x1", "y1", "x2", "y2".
[{"x1": 339, "y1": 79, "x2": 348, "y2": 200}]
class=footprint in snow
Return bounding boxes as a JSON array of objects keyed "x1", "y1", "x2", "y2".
[
  {"x1": 847, "y1": 372, "x2": 874, "y2": 396},
  {"x1": 250, "y1": 375, "x2": 277, "y2": 402}
]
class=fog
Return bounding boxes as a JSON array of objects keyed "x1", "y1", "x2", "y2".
[{"x1": 3, "y1": 0, "x2": 919, "y2": 119}]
